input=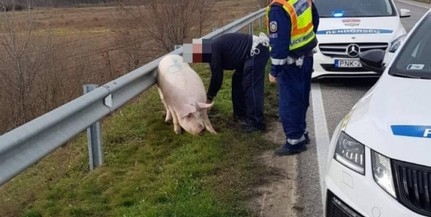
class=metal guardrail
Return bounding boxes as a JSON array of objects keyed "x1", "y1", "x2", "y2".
[{"x1": 0, "y1": 8, "x2": 266, "y2": 186}]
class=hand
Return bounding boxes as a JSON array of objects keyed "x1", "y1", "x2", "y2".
[{"x1": 268, "y1": 74, "x2": 277, "y2": 83}]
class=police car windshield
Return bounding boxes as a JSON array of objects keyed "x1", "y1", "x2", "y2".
[
  {"x1": 390, "y1": 14, "x2": 431, "y2": 79},
  {"x1": 314, "y1": 0, "x2": 396, "y2": 18}
]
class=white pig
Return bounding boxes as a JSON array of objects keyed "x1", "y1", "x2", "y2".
[{"x1": 157, "y1": 54, "x2": 216, "y2": 135}]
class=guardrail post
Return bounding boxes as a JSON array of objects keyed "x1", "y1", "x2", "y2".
[
  {"x1": 83, "y1": 84, "x2": 104, "y2": 170},
  {"x1": 248, "y1": 22, "x2": 253, "y2": 35}
]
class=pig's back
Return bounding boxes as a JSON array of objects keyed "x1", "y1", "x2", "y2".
[{"x1": 157, "y1": 54, "x2": 206, "y2": 100}]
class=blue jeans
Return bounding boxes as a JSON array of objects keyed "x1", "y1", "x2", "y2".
[{"x1": 277, "y1": 56, "x2": 313, "y2": 140}]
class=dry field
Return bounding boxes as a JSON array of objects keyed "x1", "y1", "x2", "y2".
[{"x1": 0, "y1": 0, "x2": 262, "y2": 133}]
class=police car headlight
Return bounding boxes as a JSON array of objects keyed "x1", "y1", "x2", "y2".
[
  {"x1": 371, "y1": 150, "x2": 396, "y2": 198},
  {"x1": 334, "y1": 132, "x2": 365, "y2": 175},
  {"x1": 389, "y1": 34, "x2": 406, "y2": 53}
]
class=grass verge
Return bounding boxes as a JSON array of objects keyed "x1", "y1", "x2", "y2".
[{"x1": 0, "y1": 59, "x2": 280, "y2": 217}]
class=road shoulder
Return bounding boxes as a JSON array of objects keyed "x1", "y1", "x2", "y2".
[{"x1": 249, "y1": 121, "x2": 301, "y2": 217}]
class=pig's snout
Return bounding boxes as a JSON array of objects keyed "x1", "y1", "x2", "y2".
[
  {"x1": 192, "y1": 123, "x2": 206, "y2": 135},
  {"x1": 197, "y1": 124, "x2": 206, "y2": 134},
  {"x1": 198, "y1": 126, "x2": 206, "y2": 134}
]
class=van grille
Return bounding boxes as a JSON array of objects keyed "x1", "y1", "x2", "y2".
[
  {"x1": 393, "y1": 160, "x2": 431, "y2": 216},
  {"x1": 319, "y1": 43, "x2": 388, "y2": 58}
]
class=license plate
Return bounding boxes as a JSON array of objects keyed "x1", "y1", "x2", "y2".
[{"x1": 334, "y1": 59, "x2": 362, "y2": 68}]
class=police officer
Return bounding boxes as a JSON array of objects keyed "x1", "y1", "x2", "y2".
[
  {"x1": 266, "y1": 0, "x2": 319, "y2": 155},
  {"x1": 206, "y1": 32, "x2": 270, "y2": 133}
]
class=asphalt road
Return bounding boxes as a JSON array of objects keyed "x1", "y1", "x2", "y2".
[{"x1": 296, "y1": 1, "x2": 431, "y2": 216}]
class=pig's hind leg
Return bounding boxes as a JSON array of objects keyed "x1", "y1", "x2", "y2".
[{"x1": 157, "y1": 87, "x2": 172, "y2": 122}]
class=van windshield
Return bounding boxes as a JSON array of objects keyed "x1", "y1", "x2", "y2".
[
  {"x1": 314, "y1": 0, "x2": 396, "y2": 18},
  {"x1": 390, "y1": 14, "x2": 431, "y2": 79}
]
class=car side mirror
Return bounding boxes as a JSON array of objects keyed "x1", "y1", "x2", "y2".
[
  {"x1": 399, "y1": 9, "x2": 411, "y2": 18},
  {"x1": 359, "y1": 49, "x2": 385, "y2": 74}
]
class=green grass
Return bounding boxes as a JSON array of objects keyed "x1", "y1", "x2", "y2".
[{"x1": 0, "y1": 41, "x2": 280, "y2": 217}]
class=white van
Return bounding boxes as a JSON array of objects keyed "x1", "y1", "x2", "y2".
[
  {"x1": 312, "y1": 0, "x2": 410, "y2": 79},
  {"x1": 324, "y1": 9, "x2": 431, "y2": 217}
]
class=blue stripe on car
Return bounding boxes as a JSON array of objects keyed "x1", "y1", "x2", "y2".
[
  {"x1": 317, "y1": 29, "x2": 393, "y2": 35},
  {"x1": 391, "y1": 125, "x2": 431, "y2": 138}
]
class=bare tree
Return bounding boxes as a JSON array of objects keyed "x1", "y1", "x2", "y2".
[
  {"x1": 0, "y1": 0, "x2": 46, "y2": 129},
  {"x1": 0, "y1": 0, "x2": 84, "y2": 132},
  {"x1": 193, "y1": 0, "x2": 214, "y2": 36},
  {"x1": 115, "y1": 0, "x2": 215, "y2": 53}
]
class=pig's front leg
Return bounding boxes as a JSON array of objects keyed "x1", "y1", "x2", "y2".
[
  {"x1": 203, "y1": 110, "x2": 217, "y2": 134},
  {"x1": 157, "y1": 87, "x2": 172, "y2": 122}
]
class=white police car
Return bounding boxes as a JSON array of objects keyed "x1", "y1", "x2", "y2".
[
  {"x1": 324, "y1": 9, "x2": 431, "y2": 217},
  {"x1": 312, "y1": 0, "x2": 410, "y2": 79}
]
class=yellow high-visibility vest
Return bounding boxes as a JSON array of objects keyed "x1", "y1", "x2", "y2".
[{"x1": 266, "y1": 0, "x2": 316, "y2": 51}]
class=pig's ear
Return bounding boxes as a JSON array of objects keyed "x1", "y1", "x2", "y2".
[
  {"x1": 197, "y1": 101, "x2": 214, "y2": 109},
  {"x1": 179, "y1": 104, "x2": 197, "y2": 118}
]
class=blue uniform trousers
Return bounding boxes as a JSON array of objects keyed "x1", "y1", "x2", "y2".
[
  {"x1": 232, "y1": 44, "x2": 269, "y2": 127},
  {"x1": 277, "y1": 56, "x2": 313, "y2": 140}
]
